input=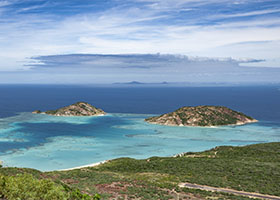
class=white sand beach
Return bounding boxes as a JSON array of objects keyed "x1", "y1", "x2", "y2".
[{"x1": 59, "y1": 160, "x2": 108, "y2": 171}]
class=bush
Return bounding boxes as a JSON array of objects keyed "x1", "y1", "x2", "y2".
[
  {"x1": 70, "y1": 189, "x2": 92, "y2": 200},
  {"x1": 0, "y1": 175, "x2": 5, "y2": 198},
  {"x1": 1, "y1": 173, "x2": 68, "y2": 200},
  {"x1": 0, "y1": 173, "x2": 101, "y2": 200}
]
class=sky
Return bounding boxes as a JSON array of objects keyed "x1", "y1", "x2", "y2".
[{"x1": 0, "y1": 0, "x2": 280, "y2": 84}]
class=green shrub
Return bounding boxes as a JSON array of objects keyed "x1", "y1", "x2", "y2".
[
  {"x1": 1, "y1": 173, "x2": 68, "y2": 200},
  {"x1": 0, "y1": 173, "x2": 101, "y2": 200},
  {"x1": 70, "y1": 189, "x2": 92, "y2": 200},
  {"x1": 0, "y1": 175, "x2": 5, "y2": 198}
]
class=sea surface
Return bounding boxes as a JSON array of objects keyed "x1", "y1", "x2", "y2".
[{"x1": 0, "y1": 85, "x2": 279, "y2": 171}]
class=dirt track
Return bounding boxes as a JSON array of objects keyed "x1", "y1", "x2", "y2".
[{"x1": 179, "y1": 182, "x2": 280, "y2": 200}]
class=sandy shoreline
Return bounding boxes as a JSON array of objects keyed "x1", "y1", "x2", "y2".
[{"x1": 58, "y1": 160, "x2": 108, "y2": 171}]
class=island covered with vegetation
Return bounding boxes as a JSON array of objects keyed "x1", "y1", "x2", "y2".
[
  {"x1": 32, "y1": 102, "x2": 106, "y2": 117},
  {"x1": 145, "y1": 105, "x2": 257, "y2": 127},
  {"x1": 0, "y1": 142, "x2": 279, "y2": 199}
]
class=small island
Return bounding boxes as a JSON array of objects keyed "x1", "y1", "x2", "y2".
[
  {"x1": 32, "y1": 102, "x2": 106, "y2": 116},
  {"x1": 145, "y1": 105, "x2": 257, "y2": 127}
]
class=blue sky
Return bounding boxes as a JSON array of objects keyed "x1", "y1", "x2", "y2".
[{"x1": 0, "y1": 0, "x2": 279, "y2": 84}]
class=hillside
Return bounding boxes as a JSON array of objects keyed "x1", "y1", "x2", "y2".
[
  {"x1": 1, "y1": 142, "x2": 279, "y2": 200},
  {"x1": 145, "y1": 105, "x2": 257, "y2": 126}
]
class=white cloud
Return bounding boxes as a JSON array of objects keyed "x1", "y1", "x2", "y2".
[
  {"x1": 0, "y1": 53, "x2": 276, "y2": 84},
  {"x1": 0, "y1": 2, "x2": 9, "y2": 7},
  {"x1": 213, "y1": 9, "x2": 280, "y2": 19},
  {"x1": 0, "y1": 0, "x2": 279, "y2": 73}
]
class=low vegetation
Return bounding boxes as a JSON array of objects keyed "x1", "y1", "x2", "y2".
[
  {"x1": 33, "y1": 102, "x2": 106, "y2": 116},
  {"x1": 0, "y1": 170, "x2": 100, "y2": 200},
  {"x1": 145, "y1": 105, "x2": 257, "y2": 126},
  {"x1": 1, "y1": 142, "x2": 279, "y2": 199}
]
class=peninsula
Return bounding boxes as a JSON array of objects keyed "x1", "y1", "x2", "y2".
[
  {"x1": 32, "y1": 102, "x2": 106, "y2": 116},
  {"x1": 145, "y1": 105, "x2": 257, "y2": 127}
]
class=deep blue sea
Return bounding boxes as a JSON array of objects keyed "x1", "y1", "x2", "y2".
[{"x1": 0, "y1": 85, "x2": 279, "y2": 171}]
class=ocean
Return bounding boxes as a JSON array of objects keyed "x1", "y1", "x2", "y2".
[{"x1": 0, "y1": 85, "x2": 279, "y2": 171}]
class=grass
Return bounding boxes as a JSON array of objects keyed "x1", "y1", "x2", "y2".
[{"x1": 1, "y1": 142, "x2": 279, "y2": 199}]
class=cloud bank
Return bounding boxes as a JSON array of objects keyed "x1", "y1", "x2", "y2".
[{"x1": 0, "y1": 53, "x2": 278, "y2": 84}]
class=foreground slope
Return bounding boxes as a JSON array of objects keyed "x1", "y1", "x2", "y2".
[
  {"x1": 145, "y1": 105, "x2": 257, "y2": 126},
  {"x1": 32, "y1": 102, "x2": 106, "y2": 116},
  {"x1": 1, "y1": 142, "x2": 279, "y2": 199}
]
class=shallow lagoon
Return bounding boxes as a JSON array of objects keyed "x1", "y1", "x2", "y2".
[{"x1": 0, "y1": 112, "x2": 279, "y2": 171}]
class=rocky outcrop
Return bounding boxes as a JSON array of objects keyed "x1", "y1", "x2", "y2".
[
  {"x1": 32, "y1": 110, "x2": 42, "y2": 114},
  {"x1": 33, "y1": 102, "x2": 106, "y2": 116},
  {"x1": 145, "y1": 106, "x2": 257, "y2": 127}
]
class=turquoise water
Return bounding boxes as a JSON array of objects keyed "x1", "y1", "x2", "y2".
[
  {"x1": 1, "y1": 112, "x2": 279, "y2": 171},
  {"x1": 0, "y1": 85, "x2": 279, "y2": 171}
]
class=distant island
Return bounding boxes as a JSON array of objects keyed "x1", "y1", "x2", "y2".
[
  {"x1": 113, "y1": 81, "x2": 168, "y2": 85},
  {"x1": 32, "y1": 102, "x2": 106, "y2": 116},
  {"x1": 145, "y1": 105, "x2": 257, "y2": 127},
  {"x1": 115, "y1": 81, "x2": 145, "y2": 85}
]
